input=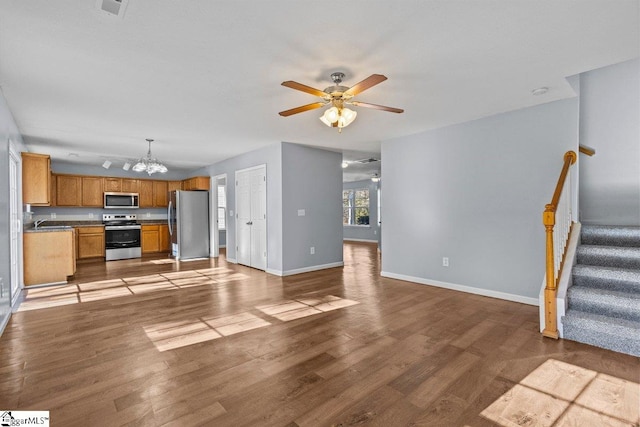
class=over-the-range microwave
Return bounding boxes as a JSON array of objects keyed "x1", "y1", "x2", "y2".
[{"x1": 104, "y1": 192, "x2": 139, "y2": 209}]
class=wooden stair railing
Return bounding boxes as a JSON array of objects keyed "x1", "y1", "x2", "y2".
[{"x1": 542, "y1": 150, "x2": 577, "y2": 339}]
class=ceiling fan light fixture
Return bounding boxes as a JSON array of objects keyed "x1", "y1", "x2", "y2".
[
  {"x1": 341, "y1": 161, "x2": 349, "y2": 168},
  {"x1": 371, "y1": 173, "x2": 381, "y2": 183}
]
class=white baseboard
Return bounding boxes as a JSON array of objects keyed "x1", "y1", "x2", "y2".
[
  {"x1": 219, "y1": 245, "x2": 226, "y2": 248},
  {"x1": 0, "y1": 311, "x2": 10, "y2": 337},
  {"x1": 226, "y1": 258, "x2": 237, "y2": 264},
  {"x1": 267, "y1": 261, "x2": 344, "y2": 277},
  {"x1": 380, "y1": 271, "x2": 538, "y2": 306},
  {"x1": 343, "y1": 238, "x2": 378, "y2": 243}
]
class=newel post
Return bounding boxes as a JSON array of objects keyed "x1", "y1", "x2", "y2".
[{"x1": 542, "y1": 204, "x2": 559, "y2": 339}]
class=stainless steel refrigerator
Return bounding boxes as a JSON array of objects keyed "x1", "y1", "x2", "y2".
[{"x1": 168, "y1": 190, "x2": 210, "y2": 260}]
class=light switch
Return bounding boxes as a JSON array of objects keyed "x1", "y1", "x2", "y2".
[
  {"x1": 298, "y1": 209, "x2": 305, "y2": 216},
  {"x1": 229, "y1": 210, "x2": 233, "y2": 217}
]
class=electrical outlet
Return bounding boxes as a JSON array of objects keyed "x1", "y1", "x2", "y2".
[
  {"x1": 146, "y1": 212, "x2": 151, "y2": 218},
  {"x1": 298, "y1": 209, "x2": 305, "y2": 216},
  {"x1": 310, "y1": 246, "x2": 315, "y2": 255},
  {"x1": 442, "y1": 257, "x2": 449, "y2": 267},
  {"x1": 50, "y1": 212, "x2": 56, "y2": 219},
  {"x1": 374, "y1": 230, "x2": 377, "y2": 235},
  {"x1": 88, "y1": 213, "x2": 94, "y2": 219}
]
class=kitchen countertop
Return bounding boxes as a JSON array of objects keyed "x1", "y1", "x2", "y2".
[
  {"x1": 25, "y1": 220, "x2": 168, "y2": 232},
  {"x1": 25, "y1": 221, "x2": 104, "y2": 233},
  {"x1": 25, "y1": 226, "x2": 75, "y2": 233}
]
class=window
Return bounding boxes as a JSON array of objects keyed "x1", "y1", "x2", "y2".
[
  {"x1": 343, "y1": 188, "x2": 369, "y2": 225},
  {"x1": 217, "y1": 184, "x2": 226, "y2": 230}
]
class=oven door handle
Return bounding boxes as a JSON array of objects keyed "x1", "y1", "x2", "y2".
[
  {"x1": 105, "y1": 226, "x2": 141, "y2": 231},
  {"x1": 168, "y1": 200, "x2": 173, "y2": 236},
  {"x1": 108, "y1": 241, "x2": 139, "y2": 247}
]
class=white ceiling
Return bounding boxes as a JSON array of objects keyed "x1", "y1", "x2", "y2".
[{"x1": 0, "y1": 1, "x2": 638, "y2": 181}]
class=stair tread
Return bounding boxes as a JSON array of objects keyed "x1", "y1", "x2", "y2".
[
  {"x1": 573, "y1": 264, "x2": 640, "y2": 278},
  {"x1": 563, "y1": 309, "x2": 640, "y2": 332},
  {"x1": 562, "y1": 310, "x2": 640, "y2": 357},
  {"x1": 576, "y1": 245, "x2": 640, "y2": 269},
  {"x1": 569, "y1": 285, "x2": 640, "y2": 300},
  {"x1": 581, "y1": 225, "x2": 640, "y2": 247}
]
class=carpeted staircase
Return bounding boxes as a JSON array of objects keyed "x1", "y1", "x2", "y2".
[{"x1": 562, "y1": 224, "x2": 640, "y2": 357}]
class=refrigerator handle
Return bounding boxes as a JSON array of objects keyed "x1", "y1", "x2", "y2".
[{"x1": 167, "y1": 200, "x2": 173, "y2": 236}]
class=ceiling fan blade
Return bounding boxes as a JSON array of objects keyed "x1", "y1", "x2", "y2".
[
  {"x1": 351, "y1": 101, "x2": 404, "y2": 113},
  {"x1": 281, "y1": 81, "x2": 327, "y2": 98},
  {"x1": 344, "y1": 74, "x2": 387, "y2": 96},
  {"x1": 279, "y1": 102, "x2": 327, "y2": 117}
]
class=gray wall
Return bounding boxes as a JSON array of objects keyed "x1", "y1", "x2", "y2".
[
  {"x1": 193, "y1": 141, "x2": 343, "y2": 275},
  {"x1": 192, "y1": 143, "x2": 284, "y2": 271},
  {"x1": 343, "y1": 179, "x2": 380, "y2": 243},
  {"x1": 51, "y1": 160, "x2": 187, "y2": 181},
  {"x1": 381, "y1": 98, "x2": 579, "y2": 301},
  {"x1": 579, "y1": 58, "x2": 640, "y2": 225},
  {"x1": 0, "y1": 91, "x2": 28, "y2": 333},
  {"x1": 282, "y1": 143, "x2": 343, "y2": 272}
]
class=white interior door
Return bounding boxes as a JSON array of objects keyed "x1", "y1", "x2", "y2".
[
  {"x1": 236, "y1": 170, "x2": 252, "y2": 266},
  {"x1": 9, "y1": 148, "x2": 21, "y2": 305},
  {"x1": 250, "y1": 168, "x2": 267, "y2": 270},
  {"x1": 235, "y1": 165, "x2": 267, "y2": 270}
]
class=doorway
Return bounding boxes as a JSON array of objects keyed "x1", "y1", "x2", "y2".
[
  {"x1": 235, "y1": 165, "x2": 266, "y2": 270},
  {"x1": 210, "y1": 174, "x2": 227, "y2": 258},
  {"x1": 9, "y1": 144, "x2": 21, "y2": 306}
]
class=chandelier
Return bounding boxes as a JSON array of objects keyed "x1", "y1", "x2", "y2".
[{"x1": 132, "y1": 139, "x2": 168, "y2": 175}]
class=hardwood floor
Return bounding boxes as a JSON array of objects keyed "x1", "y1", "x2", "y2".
[{"x1": 1, "y1": 243, "x2": 638, "y2": 426}]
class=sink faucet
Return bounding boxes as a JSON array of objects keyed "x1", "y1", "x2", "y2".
[{"x1": 34, "y1": 219, "x2": 47, "y2": 229}]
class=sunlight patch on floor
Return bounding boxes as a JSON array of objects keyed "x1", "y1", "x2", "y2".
[
  {"x1": 256, "y1": 295, "x2": 359, "y2": 322},
  {"x1": 144, "y1": 312, "x2": 271, "y2": 351},
  {"x1": 480, "y1": 359, "x2": 640, "y2": 426},
  {"x1": 18, "y1": 268, "x2": 239, "y2": 311}
]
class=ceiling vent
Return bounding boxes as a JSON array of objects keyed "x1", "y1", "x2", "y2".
[
  {"x1": 354, "y1": 158, "x2": 380, "y2": 164},
  {"x1": 97, "y1": 0, "x2": 128, "y2": 18}
]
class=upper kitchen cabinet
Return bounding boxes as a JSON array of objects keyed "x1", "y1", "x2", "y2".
[
  {"x1": 182, "y1": 176, "x2": 210, "y2": 191},
  {"x1": 22, "y1": 152, "x2": 51, "y2": 205},
  {"x1": 153, "y1": 181, "x2": 168, "y2": 207},
  {"x1": 82, "y1": 176, "x2": 103, "y2": 207},
  {"x1": 56, "y1": 175, "x2": 82, "y2": 206},
  {"x1": 168, "y1": 181, "x2": 181, "y2": 193},
  {"x1": 139, "y1": 180, "x2": 154, "y2": 208},
  {"x1": 103, "y1": 177, "x2": 122, "y2": 192},
  {"x1": 122, "y1": 179, "x2": 139, "y2": 193}
]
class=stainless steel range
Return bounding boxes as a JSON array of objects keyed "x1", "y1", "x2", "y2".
[{"x1": 103, "y1": 214, "x2": 141, "y2": 261}]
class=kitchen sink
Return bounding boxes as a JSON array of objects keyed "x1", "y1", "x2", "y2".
[{"x1": 35, "y1": 225, "x2": 73, "y2": 230}]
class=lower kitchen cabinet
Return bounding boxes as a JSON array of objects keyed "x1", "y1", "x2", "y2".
[
  {"x1": 24, "y1": 230, "x2": 76, "y2": 286},
  {"x1": 142, "y1": 225, "x2": 160, "y2": 253},
  {"x1": 76, "y1": 226, "x2": 105, "y2": 259},
  {"x1": 142, "y1": 224, "x2": 170, "y2": 253}
]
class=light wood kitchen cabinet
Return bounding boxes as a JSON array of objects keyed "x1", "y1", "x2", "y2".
[
  {"x1": 141, "y1": 225, "x2": 160, "y2": 253},
  {"x1": 122, "y1": 179, "x2": 139, "y2": 193},
  {"x1": 56, "y1": 175, "x2": 82, "y2": 206},
  {"x1": 24, "y1": 230, "x2": 76, "y2": 285},
  {"x1": 182, "y1": 176, "x2": 210, "y2": 191},
  {"x1": 153, "y1": 181, "x2": 168, "y2": 207},
  {"x1": 168, "y1": 181, "x2": 181, "y2": 193},
  {"x1": 139, "y1": 180, "x2": 154, "y2": 208},
  {"x1": 103, "y1": 177, "x2": 122, "y2": 192},
  {"x1": 50, "y1": 173, "x2": 57, "y2": 207},
  {"x1": 22, "y1": 152, "x2": 51, "y2": 205},
  {"x1": 82, "y1": 176, "x2": 103, "y2": 207},
  {"x1": 160, "y1": 224, "x2": 170, "y2": 252},
  {"x1": 76, "y1": 226, "x2": 105, "y2": 259}
]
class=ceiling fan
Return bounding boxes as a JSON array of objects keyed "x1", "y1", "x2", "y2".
[{"x1": 279, "y1": 72, "x2": 404, "y2": 132}]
